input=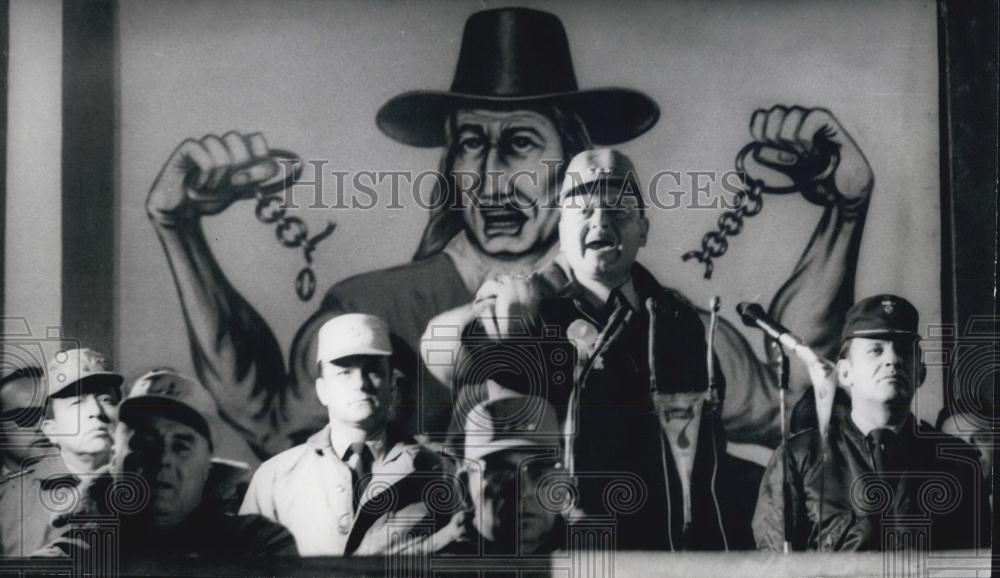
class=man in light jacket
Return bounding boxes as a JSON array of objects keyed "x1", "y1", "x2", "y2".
[{"x1": 240, "y1": 314, "x2": 459, "y2": 556}]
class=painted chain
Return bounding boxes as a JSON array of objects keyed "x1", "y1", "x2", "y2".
[
  {"x1": 252, "y1": 150, "x2": 336, "y2": 301},
  {"x1": 682, "y1": 142, "x2": 838, "y2": 279}
]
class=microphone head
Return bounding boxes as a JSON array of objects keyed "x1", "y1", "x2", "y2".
[
  {"x1": 735, "y1": 302, "x2": 766, "y2": 328},
  {"x1": 645, "y1": 297, "x2": 656, "y2": 313}
]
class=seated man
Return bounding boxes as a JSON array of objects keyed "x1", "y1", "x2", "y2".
[
  {"x1": 0, "y1": 348, "x2": 122, "y2": 556},
  {"x1": 41, "y1": 370, "x2": 298, "y2": 558},
  {"x1": 753, "y1": 295, "x2": 991, "y2": 551},
  {"x1": 442, "y1": 393, "x2": 569, "y2": 555},
  {"x1": 0, "y1": 365, "x2": 54, "y2": 476},
  {"x1": 241, "y1": 314, "x2": 457, "y2": 556},
  {"x1": 937, "y1": 399, "x2": 993, "y2": 507},
  {"x1": 464, "y1": 149, "x2": 754, "y2": 550}
]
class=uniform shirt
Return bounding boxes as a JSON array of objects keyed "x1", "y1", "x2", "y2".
[
  {"x1": 0, "y1": 453, "x2": 81, "y2": 556},
  {"x1": 240, "y1": 425, "x2": 454, "y2": 556}
]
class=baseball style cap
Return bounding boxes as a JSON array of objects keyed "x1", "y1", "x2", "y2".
[
  {"x1": 841, "y1": 294, "x2": 920, "y2": 343},
  {"x1": 316, "y1": 314, "x2": 393, "y2": 364},
  {"x1": 558, "y1": 148, "x2": 646, "y2": 208},
  {"x1": 45, "y1": 348, "x2": 124, "y2": 399},
  {"x1": 463, "y1": 393, "x2": 561, "y2": 461},
  {"x1": 119, "y1": 370, "x2": 219, "y2": 448}
]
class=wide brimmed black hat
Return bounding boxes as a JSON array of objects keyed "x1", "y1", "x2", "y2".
[{"x1": 376, "y1": 7, "x2": 660, "y2": 148}]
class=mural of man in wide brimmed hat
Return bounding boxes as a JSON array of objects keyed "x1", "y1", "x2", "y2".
[{"x1": 146, "y1": 7, "x2": 873, "y2": 462}]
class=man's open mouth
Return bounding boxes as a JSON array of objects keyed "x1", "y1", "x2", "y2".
[
  {"x1": 154, "y1": 480, "x2": 173, "y2": 490},
  {"x1": 481, "y1": 206, "x2": 528, "y2": 236},
  {"x1": 585, "y1": 239, "x2": 616, "y2": 251}
]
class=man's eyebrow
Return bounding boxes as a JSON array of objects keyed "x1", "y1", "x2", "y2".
[
  {"x1": 501, "y1": 126, "x2": 542, "y2": 139},
  {"x1": 455, "y1": 124, "x2": 486, "y2": 135},
  {"x1": 172, "y1": 432, "x2": 197, "y2": 444}
]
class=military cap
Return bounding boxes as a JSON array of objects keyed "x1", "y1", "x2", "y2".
[
  {"x1": 559, "y1": 148, "x2": 646, "y2": 209},
  {"x1": 120, "y1": 370, "x2": 219, "y2": 448},
  {"x1": 463, "y1": 393, "x2": 561, "y2": 461},
  {"x1": 841, "y1": 294, "x2": 920, "y2": 343},
  {"x1": 45, "y1": 348, "x2": 123, "y2": 399}
]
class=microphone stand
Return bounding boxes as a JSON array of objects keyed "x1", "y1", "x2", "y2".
[{"x1": 776, "y1": 342, "x2": 792, "y2": 554}]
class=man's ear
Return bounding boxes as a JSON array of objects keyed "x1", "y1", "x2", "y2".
[
  {"x1": 41, "y1": 418, "x2": 57, "y2": 445},
  {"x1": 836, "y1": 359, "x2": 853, "y2": 389},
  {"x1": 638, "y1": 215, "x2": 650, "y2": 247},
  {"x1": 315, "y1": 376, "x2": 329, "y2": 407},
  {"x1": 917, "y1": 361, "x2": 927, "y2": 388}
]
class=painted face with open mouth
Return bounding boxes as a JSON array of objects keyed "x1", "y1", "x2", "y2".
[{"x1": 453, "y1": 109, "x2": 563, "y2": 257}]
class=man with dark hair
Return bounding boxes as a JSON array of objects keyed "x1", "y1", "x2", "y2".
[
  {"x1": 0, "y1": 365, "x2": 53, "y2": 476},
  {"x1": 145, "y1": 7, "x2": 873, "y2": 463},
  {"x1": 0, "y1": 348, "x2": 123, "y2": 556},
  {"x1": 40, "y1": 370, "x2": 298, "y2": 558},
  {"x1": 753, "y1": 295, "x2": 991, "y2": 551}
]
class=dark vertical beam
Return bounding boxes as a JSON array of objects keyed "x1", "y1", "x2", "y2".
[
  {"x1": 937, "y1": 0, "x2": 998, "y2": 389},
  {"x1": 0, "y1": 0, "x2": 9, "y2": 320},
  {"x1": 61, "y1": 0, "x2": 117, "y2": 352},
  {"x1": 937, "y1": 0, "x2": 999, "y2": 541}
]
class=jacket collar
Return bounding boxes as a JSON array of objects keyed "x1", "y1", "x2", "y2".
[
  {"x1": 307, "y1": 425, "x2": 412, "y2": 467},
  {"x1": 838, "y1": 411, "x2": 915, "y2": 447},
  {"x1": 551, "y1": 258, "x2": 660, "y2": 301}
]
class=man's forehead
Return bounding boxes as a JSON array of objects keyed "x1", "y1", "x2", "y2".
[
  {"x1": 942, "y1": 412, "x2": 991, "y2": 434},
  {"x1": 454, "y1": 108, "x2": 555, "y2": 128},
  {"x1": 850, "y1": 336, "x2": 918, "y2": 349},
  {"x1": 133, "y1": 414, "x2": 201, "y2": 439},
  {"x1": 559, "y1": 190, "x2": 643, "y2": 210}
]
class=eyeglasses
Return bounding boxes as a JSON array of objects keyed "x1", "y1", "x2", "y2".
[{"x1": 0, "y1": 406, "x2": 45, "y2": 428}]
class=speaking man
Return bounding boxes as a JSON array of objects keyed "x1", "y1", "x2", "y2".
[{"x1": 146, "y1": 7, "x2": 874, "y2": 462}]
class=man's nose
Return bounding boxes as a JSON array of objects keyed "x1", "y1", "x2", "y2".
[
  {"x1": 347, "y1": 369, "x2": 372, "y2": 392},
  {"x1": 588, "y1": 208, "x2": 613, "y2": 228},
  {"x1": 881, "y1": 343, "x2": 904, "y2": 366},
  {"x1": 480, "y1": 147, "x2": 510, "y2": 200},
  {"x1": 158, "y1": 448, "x2": 180, "y2": 469},
  {"x1": 81, "y1": 395, "x2": 108, "y2": 420}
]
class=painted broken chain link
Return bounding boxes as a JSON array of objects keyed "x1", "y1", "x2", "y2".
[
  {"x1": 682, "y1": 143, "x2": 837, "y2": 279},
  {"x1": 252, "y1": 150, "x2": 336, "y2": 301}
]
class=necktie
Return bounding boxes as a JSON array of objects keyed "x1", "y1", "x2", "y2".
[
  {"x1": 610, "y1": 287, "x2": 629, "y2": 312},
  {"x1": 346, "y1": 443, "x2": 373, "y2": 510},
  {"x1": 868, "y1": 428, "x2": 895, "y2": 472}
]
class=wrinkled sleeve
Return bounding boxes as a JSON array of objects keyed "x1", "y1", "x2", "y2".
[
  {"x1": 236, "y1": 514, "x2": 300, "y2": 556},
  {"x1": 239, "y1": 461, "x2": 276, "y2": 521},
  {"x1": 752, "y1": 443, "x2": 808, "y2": 551}
]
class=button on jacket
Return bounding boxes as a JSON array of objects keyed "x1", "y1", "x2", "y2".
[{"x1": 240, "y1": 426, "x2": 455, "y2": 556}]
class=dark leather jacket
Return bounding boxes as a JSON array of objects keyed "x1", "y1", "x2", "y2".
[
  {"x1": 753, "y1": 413, "x2": 991, "y2": 551},
  {"x1": 456, "y1": 262, "x2": 749, "y2": 550}
]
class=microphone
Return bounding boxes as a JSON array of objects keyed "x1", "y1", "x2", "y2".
[{"x1": 735, "y1": 302, "x2": 819, "y2": 364}]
